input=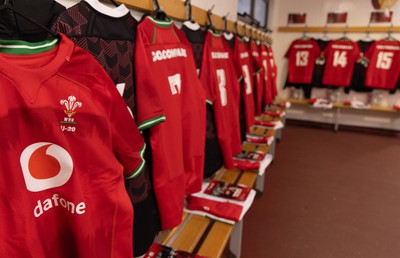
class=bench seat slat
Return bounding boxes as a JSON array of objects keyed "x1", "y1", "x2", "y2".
[
  {"x1": 169, "y1": 215, "x2": 210, "y2": 253},
  {"x1": 197, "y1": 221, "x2": 233, "y2": 258}
]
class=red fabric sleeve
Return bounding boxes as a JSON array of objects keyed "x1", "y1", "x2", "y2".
[
  {"x1": 99, "y1": 69, "x2": 146, "y2": 179},
  {"x1": 134, "y1": 28, "x2": 166, "y2": 131}
]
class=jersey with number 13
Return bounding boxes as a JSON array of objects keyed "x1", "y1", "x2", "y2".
[
  {"x1": 285, "y1": 38, "x2": 320, "y2": 84},
  {"x1": 322, "y1": 39, "x2": 360, "y2": 87}
]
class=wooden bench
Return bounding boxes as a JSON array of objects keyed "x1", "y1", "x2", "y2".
[
  {"x1": 153, "y1": 125, "x2": 282, "y2": 258},
  {"x1": 256, "y1": 114, "x2": 285, "y2": 141},
  {"x1": 155, "y1": 168, "x2": 258, "y2": 258}
]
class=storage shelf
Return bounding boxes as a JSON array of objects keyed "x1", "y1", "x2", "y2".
[
  {"x1": 278, "y1": 26, "x2": 400, "y2": 33},
  {"x1": 277, "y1": 98, "x2": 397, "y2": 113}
]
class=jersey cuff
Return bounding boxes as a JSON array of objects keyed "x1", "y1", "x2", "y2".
[
  {"x1": 137, "y1": 115, "x2": 166, "y2": 131},
  {"x1": 125, "y1": 143, "x2": 146, "y2": 180},
  {"x1": 238, "y1": 75, "x2": 243, "y2": 82},
  {"x1": 253, "y1": 68, "x2": 263, "y2": 75},
  {"x1": 206, "y1": 99, "x2": 213, "y2": 105}
]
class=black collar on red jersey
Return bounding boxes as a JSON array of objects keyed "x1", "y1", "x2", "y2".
[{"x1": 0, "y1": 4, "x2": 61, "y2": 40}]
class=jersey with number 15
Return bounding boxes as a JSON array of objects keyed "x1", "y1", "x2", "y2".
[
  {"x1": 364, "y1": 40, "x2": 400, "y2": 90},
  {"x1": 322, "y1": 39, "x2": 360, "y2": 87}
]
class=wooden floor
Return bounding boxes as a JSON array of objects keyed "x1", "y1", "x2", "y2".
[{"x1": 230, "y1": 122, "x2": 400, "y2": 258}]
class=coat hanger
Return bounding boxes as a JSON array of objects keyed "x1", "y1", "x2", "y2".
[
  {"x1": 365, "y1": 22, "x2": 371, "y2": 39},
  {"x1": 222, "y1": 12, "x2": 230, "y2": 34},
  {"x1": 184, "y1": 0, "x2": 194, "y2": 22},
  {"x1": 0, "y1": 4, "x2": 60, "y2": 40},
  {"x1": 222, "y1": 12, "x2": 234, "y2": 40},
  {"x1": 265, "y1": 28, "x2": 273, "y2": 45},
  {"x1": 183, "y1": 0, "x2": 200, "y2": 30},
  {"x1": 252, "y1": 27, "x2": 258, "y2": 42},
  {"x1": 106, "y1": 0, "x2": 120, "y2": 7},
  {"x1": 385, "y1": 23, "x2": 396, "y2": 40},
  {"x1": 234, "y1": 21, "x2": 241, "y2": 37},
  {"x1": 85, "y1": 0, "x2": 120, "y2": 8},
  {"x1": 321, "y1": 23, "x2": 330, "y2": 40},
  {"x1": 206, "y1": 5, "x2": 216, "y2": 33},
  {"x1": 361, "y1": 22, "x2": 374, "y2": 41},
  {"x1": 152, "y1": 0, "x2": 168, "y2": 21},
  {"x1": 300, "y1": 24, "x2": 309, "y2": 40},
  {"x1": 339, "y1": 24, "x2": 349, "y2": 41},
  {"x1": 242, "y1": 23, "x2": 250, "y2": 42}
]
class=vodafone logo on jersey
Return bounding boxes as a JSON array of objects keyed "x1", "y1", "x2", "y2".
[{"x1": 20, "y1": 142, "x2": 73, "y2": 192}]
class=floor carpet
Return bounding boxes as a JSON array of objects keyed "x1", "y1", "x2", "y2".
[{"x1": 235, "y1": 122, "x2": 400, "y2": 258}]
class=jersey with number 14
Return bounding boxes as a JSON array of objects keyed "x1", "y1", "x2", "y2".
[
  {"x1": 364, "y1": 40, "x2": 400, "y2": 90},
  {"x1": 322, "y1": 39, "x2": 360, "y2": 87},
  {"x1": 285, "y1": 38, "x2": 320, "y2": 84}
]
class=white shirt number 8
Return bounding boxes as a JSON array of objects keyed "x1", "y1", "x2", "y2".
[{"x1": 217, "y1": 69, "x2": 227, "y2": 106}]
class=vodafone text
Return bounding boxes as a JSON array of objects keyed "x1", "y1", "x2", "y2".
[
  {"x1": 152, "y1": 48, "x2": 187, "y2": 62},
  {"x1": 34, "y1": 193, "x2": 86, "y2": 217}
]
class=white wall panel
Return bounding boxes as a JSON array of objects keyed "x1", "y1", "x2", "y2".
[{"x1": 191, "y1": 0, "x2": 237, "y2": 21}]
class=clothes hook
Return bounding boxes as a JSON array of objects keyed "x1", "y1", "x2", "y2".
[
  {"x1": 365, "y1": 22, "x2": 371, "y2": 38},
  {"x1": 108, "y1": 0, "x2": 120, "y2": 7},
  {"x1": 234, "y1": 21, "x2": 239, "y2": 36},
  {"x1": 222, "y1": 12, "x2": 229, "y2": 33},
  {"x1": 242, "y1": 23, "x2": 248, "y2": 37},
  {"x1": 152, "y1": 0, "x2": 160, "y2": 11},
  {"x1": 343, "y1": 23, "x2": 349, "y2": 38},
  {"x1": 323, "y1": 23, "x2": 328, "y2": 38},
  {"x1": 184, "y1": 0, "x2": 193, "y2": 22},
  {"x1": 389, "y1": 22, "x2": 393, "y2": 36},
  {"x1": 207, "y1": 5, "x2": 215, "y2": 29}
]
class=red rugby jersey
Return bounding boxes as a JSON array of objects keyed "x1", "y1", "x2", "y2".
[
  {"x1": 135, "y1": 17, "x2": 206, "y2": 229},
  {"x1": 200, "y1": 30, "x2": 242, "y2": 167},
  {"x1": 364, "y1": 39, "x2": 400, "y2": 90},
  {"x1": 285, "y1": 38, "x2": 320, "y2": 84},
  {"x1": 265, "y1": 43, "x2": 278, "y2": 100},
  {"x1": 322, "y1": 39, "x2": 360, "y2": 87},
  {"x1": 51, "y1": 0, "x2": 139, "y2": 116},
  {"x1": 0, "y1": 34, "x2": 145, "y2": 258},
  {"x1": 249, "y1": 40, "x2": 264, "y2": 115},
  {"x1": 233, "y1": 36, "x2": 256, "y2": 133},
  {"x1": 260, "y1": 43, "x2": 273, "y2": 105}
]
